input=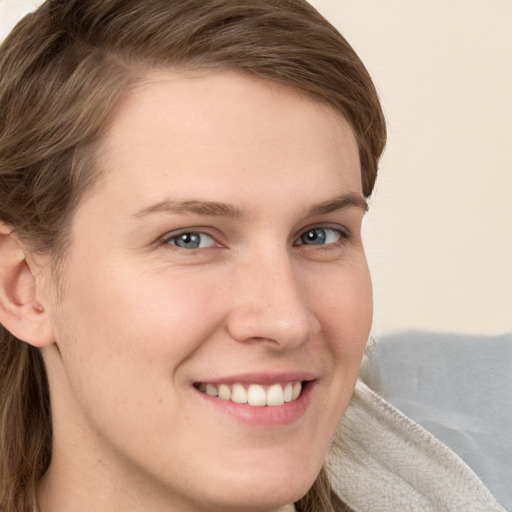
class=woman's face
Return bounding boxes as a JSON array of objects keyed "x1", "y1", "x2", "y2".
[{"x1": 41, "y1": 71, "x2": 372, "y2": 511}]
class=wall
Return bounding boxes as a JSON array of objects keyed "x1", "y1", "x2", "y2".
[
  {"x1": 1, "y1": 0, "x2": 510, "y2": 336},
  {"x1": 310, "y1": 0, "x2": 511, "y2": 336}
]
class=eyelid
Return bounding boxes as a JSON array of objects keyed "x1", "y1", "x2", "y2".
[
  {"x1": 156, "y1": 224, "x2": 351, "y2": 248},
  {"x1": 293, "y1": 225, "x2": 351, "y2": 247},
  {"x1": 158, "y1": 227, "x2": 222, "y2": 248}
]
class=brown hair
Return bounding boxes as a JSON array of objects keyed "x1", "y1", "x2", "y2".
[{"x1": 0, "y1": 1, "x2": 385, "y2": 510}]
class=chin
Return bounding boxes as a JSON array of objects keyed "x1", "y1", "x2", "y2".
[
  {"x1": 198, "y1": 483, "x2": 310, "y2": 512},
  {"x1": 190, "y1": 454, "x2": 322, "y2": 512}
]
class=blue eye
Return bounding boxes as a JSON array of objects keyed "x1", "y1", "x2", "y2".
[
  {"x1": 166, "y1": 232, "x2": 215, "y2": 249},
  {"x1": 298, "y1": 228, "x2": 342, "y2": 246}
]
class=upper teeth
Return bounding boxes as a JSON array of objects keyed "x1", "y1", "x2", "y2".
[{"x1": 198, "y1": 381, "x2": 302, "y2": 407}]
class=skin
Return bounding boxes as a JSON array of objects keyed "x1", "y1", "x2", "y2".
[{"x1": 19, "y1": 71, "x2": 372, "y2": 512}]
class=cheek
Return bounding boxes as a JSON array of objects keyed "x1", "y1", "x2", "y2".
[
  {"x1": 314, "y1": 260, "x2": 373, "y2": 360},
  {"x1": 315, "y1": 258, "x2": 372, "y2": 324},
  {"x1": 48, "y1": 266, "x2": 224, "y2": 446},
  {"x1": 60, "y1": 261, "x2": 216, "y2": 348},
  {"x1": 50, "y1": 262, "x2": 222, "y2": 410}
]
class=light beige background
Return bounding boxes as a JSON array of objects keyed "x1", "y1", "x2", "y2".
[{"x1": 1, "y1": 0, "x2": 510, "y2": 336}]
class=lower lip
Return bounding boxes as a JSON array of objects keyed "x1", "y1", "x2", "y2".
[{"x1": 195, "y1": 382, "x2": 314, "y2": 427}]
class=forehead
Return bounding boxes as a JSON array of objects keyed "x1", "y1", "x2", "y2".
[{"x1": 85, "y1": 70, "x2": 361, "y2": 214}]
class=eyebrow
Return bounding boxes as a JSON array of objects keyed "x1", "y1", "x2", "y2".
[
  {"x1": 306, "y1": 193, "x2": 368, "y2": 216},
  {"x1": 132, "y1": 199, "x2": 244, "y2": 219},
  {"x1": 131, "y1": 192, "x2": 367, "y2": 220}
]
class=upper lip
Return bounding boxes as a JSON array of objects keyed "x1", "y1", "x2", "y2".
[{"x1": 193, "y1": 371, "x2": 317, "y2": 385}]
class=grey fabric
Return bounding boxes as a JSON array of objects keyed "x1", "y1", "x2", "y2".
[
  {"x1": 330, "y1": 380, "x2": 506, "y2": 512},
  {"x1": 359, "y1": 332, "x2": 512, "y2": 510}
]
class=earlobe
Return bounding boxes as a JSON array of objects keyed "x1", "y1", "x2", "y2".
[{"x1": 0, "y1": 224, "x2": 55, "y2": 347}]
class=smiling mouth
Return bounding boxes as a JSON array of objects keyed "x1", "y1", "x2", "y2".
[{"x1": 194, "y1": 381, "x2": 305, "y2": 407}]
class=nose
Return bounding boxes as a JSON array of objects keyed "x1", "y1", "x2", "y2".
[{"x1": 225, "y1": 249, "x2": 321, "y2": 349}]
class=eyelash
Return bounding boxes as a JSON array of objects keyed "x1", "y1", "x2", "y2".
[
  {"x1": 160, "y1": 230, "x2": 217, "y2": 250},
  {"x1": 160, "y1": 226, "x2": 350, "y2": 251},
  {"x1": 293, "y1": 227, "x2": 350, "y2": 248}
]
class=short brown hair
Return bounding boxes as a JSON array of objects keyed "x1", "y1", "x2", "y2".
[{"x1": 0, "y1": 2, "x2": 385, "y2": 511}]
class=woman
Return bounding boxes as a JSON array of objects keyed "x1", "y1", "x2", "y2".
[
  {"x1": 0, "y1": 2, "x2": 382, "y2": 510},
  {"x1": 0, "y1": 2, "x2": 504, "y2": 512}
]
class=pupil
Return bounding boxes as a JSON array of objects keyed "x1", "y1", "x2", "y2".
[
  {"x1": 177, "y1": 233, "x2": 200, "y2": 248},
  {"x1": 303, "y1": 229, "x2": 326, "y2": 245}
]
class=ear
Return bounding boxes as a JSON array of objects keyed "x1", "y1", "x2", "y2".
[{"x1": 0, "y1": 223, "x2": 55, "y2": 347}]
